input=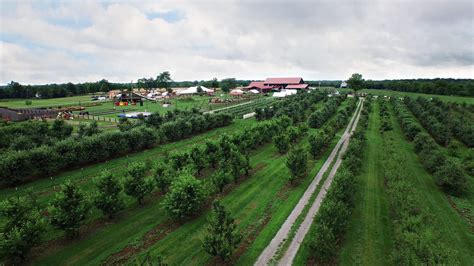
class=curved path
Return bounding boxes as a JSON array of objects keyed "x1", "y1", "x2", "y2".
[{"x1": 255, "y1": 98, "x2": 364, "y2": 265}]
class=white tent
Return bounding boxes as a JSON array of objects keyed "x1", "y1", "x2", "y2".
[
  {"x1": 230, "y1": 89, "x2": 244, "y2": 96},
  {"x1": 273, "y1": 89, "x2": 297, "y2": 98},
  {"x1": 177, "y1": 86, "x2": 213, "y2": 95},
  {"x1": 249, "y1": 89, "x2": 260, "y2": 94}
]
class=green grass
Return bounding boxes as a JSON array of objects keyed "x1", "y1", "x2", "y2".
[
  {"x1": 337, "y1": 101, "x2": 393, "y2": 265},
  {"x1": 0, "y1": 95, "x2": 96, "y2": 108},
  {"x1": 338, "y1": 88, "x2": 474, "y2": 104},
  {"x1": 76, "y1": 94, "x2": 262, "y2": 118}
]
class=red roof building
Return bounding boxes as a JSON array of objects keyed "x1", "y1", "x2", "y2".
[
  {"x1": 264, "y1": 77, "x2": 308, "y2": 90},
  {"x1": 286, "y1": 84, "x2": 309, "y2": 89}
]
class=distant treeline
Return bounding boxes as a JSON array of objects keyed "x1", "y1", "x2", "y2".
[
  {"x1": 0, "y1": 78, "x2": 250, "y2": 99},
  {"x1": 1, "y1": 78, "x2": 472, "y2": 99},
  {"x1": 363, "y1": 79, "x2": 474, "y2": 97}
]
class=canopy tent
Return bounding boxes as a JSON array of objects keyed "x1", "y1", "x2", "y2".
[
  {"x1": 177, "y1": 86, "x2": 213, "y2": 95},
  {"x1": 249, "y1": 89, "x2": 260, "y2": 94},
  {"x1": 230, "y1": 89, "x2": 244, "y2": 96},
  {"x1": 273, "y1": 89, "x2": 297, "y2": 98}
]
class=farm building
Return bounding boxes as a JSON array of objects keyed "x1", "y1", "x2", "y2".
[
  {"x1": 243, "y1": 81, "x2": 273, "y2": 93},
  {"x1": 264, "y1": 77, "x2": 308, "y2": 90},
  {"x1": 244, "y1": 77, "x2": 309, "y2": 92}
]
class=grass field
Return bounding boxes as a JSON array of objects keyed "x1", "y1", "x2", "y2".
[
  {"x1": 337, "y1": 101, "x2": 393, "y2": 264},
  {"x1": 0, "y1": 95, "x2": 97, "y2": 108},
  {"x1": 339, "y1": 88, "x2": 474, "y2": 104}
]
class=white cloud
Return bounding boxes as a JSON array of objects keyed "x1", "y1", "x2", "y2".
[{"x1": 0, "y1": 0, "x2": 473, "y2": 84}]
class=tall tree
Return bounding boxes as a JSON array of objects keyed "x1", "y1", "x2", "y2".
[
  {"x1": 211, "y1": 78, "x2": 219, "y2": 89},
  {"x1": 347, "y1": 73, "x2": 364, "y2": 93},
  {"x1": 202, "y1": 200, "x2": 242, "y2": 261},
  {"x1": 156, "y1": 71, "x2": 173, "y2": 92},
  {"x1": 93, "y1": 170, "x2": 125, "y2": 219},
  {"x1": 124, "y1": 162, "x2": 154, "y2": 205},
  {"x1": 220, "y1": 78, "x2": 237, "y2": 92},
  {"x1": 49, "y1": 182, "x2": 91, "y2": 238}
]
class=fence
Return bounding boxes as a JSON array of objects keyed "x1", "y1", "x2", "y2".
[{"x1": 72, "y1": 114, "x2": 118, "y2": 123}]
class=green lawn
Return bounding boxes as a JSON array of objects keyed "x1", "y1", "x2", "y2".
[
  {"x1": 338, "y1": 88, "x2": 474, "y2": 104},
  {"x1": 75, "y1": 94, "x2": 262, "y2": 118},
  {"x1": 337, "y1": 101, "x2": 393, "y2": 265},
  {"x1": 0, "y1": 95, "x2": 96, "y2": 108}
]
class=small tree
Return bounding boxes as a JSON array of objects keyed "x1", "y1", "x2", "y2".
[
  {"x1": 162, "y1": 172, "x2": 206, "y2": 220},
  {"x1": 211, "y1": 168, "x2": 233, "y2": 193},
  {"x1": 156, "y1": 71, "x2": 173, "y2": 92},
  {"x1": 286, "y1": 146, "x2": 308, "y2": 184},
  {"x1": 124, "y1": 162, "x2": 154, "y2": 205},
  {"x1": 85, "y1": 121, "x2": 100, "y2": 136},
  {"x1": 49, "y1": 182, "x2": 91, "y2": 238},
  {"x1": 346, "y1": 73, "x2": 364, "y2": 94},
  {"x1": 0, "y1": 195, "x2": 45, "y2": 262},
  {"x1": 190, "y1": 145, "x2": 206, "y2": 175},
  {"x1": 308, "y1": 132, "x2": 325, "y2": 158},
  {"x1": 154, "y1": 161, "x2": 173, "y2": 193},
  {"x1": 273, "y1": 133, "x2": 290, "y2": 154},
  {"x1": 434, "y1": 160, "x2": 467, "y2": 196},
  {"x1": 202, "y1": 201, "x2": 242, "y2": 261},
  {"x1": 93, "y1": 170, "x2": 125, "y2": 219}
]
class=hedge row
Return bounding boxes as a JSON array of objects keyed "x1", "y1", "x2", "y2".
[
  {"x1": 308, "y1": 96, "x2": 344, "y2": 128},
  {"x1": 381, "y1": 120, "x2": 454, "y2": 264},
  {"x1": 0, "y1": 112, "x2": 233, "y2": 186},
  {"x1": 404, "y1": 97, "x2": 450, "y2": 146},
  {"x1": 393, "y1": 100, "x2": 467, "y2": 196}
]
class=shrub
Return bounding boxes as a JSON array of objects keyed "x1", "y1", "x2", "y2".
[{"x1": 162, "y1": 172, "x2": 206, "y2": 220}]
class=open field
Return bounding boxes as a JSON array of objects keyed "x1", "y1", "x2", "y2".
[
  {"x1": 339, "y1": 88, "x2": 474, "y2": 104},
  {"x1": 0, "y1": 95, "x2": 97, "y2": 108}
]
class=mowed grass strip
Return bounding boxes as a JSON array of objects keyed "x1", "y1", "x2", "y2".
[{"x1": 337, "y1": 101, "x2": 393, "y2": 265}]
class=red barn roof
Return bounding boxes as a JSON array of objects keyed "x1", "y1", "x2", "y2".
[
  {"x1": 244, "y1": 81, "x2": 273, "y2": 90},
  {"x1": 264, "y1": 77, "x2": 304, "y2": 85},
  {"x1": 286, "y1": 84, "x2": 309, "y2": 89}
]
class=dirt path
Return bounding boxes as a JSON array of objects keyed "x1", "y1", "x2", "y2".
[
  {"x1": 255, "y1": 98, "x2": 363, "y2": 265},
  {"x1": 278, "y1": 98, "x2": 364, "y2": 265}
]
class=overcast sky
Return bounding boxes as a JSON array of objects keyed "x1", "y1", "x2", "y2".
[{"x1": 0, "y1": 0, "x2": 473, "y2": 84}]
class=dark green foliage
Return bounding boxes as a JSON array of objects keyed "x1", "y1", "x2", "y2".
[
  {"x1": 433, "y1": 159, "x2": 467, "y2": 196},
  {"x1": 93, "y1": 170, "x2": 125, "y2": 219},
  {"x1": 202, "y1": 201, "x2": 242, "y2": 261},
  {"x1": 308, "y1": 97, "x2": 343, "y2": 128},
  {"x1": 124, "y1": 162, "x2": 154, "y2": 205},
  {"x1": 0, "y1": 195, "x2": 45, "y2": 261},
  {"x1": 286, "y1": 146, "x2": 308, "y2": 184},
  {"x1": 49, "y1": 182, "x2": 91, "y2": 238},
  {"x1": 162, "y1": 172, "x2": 206, "y2": 220},
  {"x1": 308, "y1": 131, "x2": 325, "y2": 158},
  {"x1": 189, "y1": 145, "x2": 207, "y2": 174},
  {"x1": 211, "y1": 168, "x2": 233, "y2": 193},
  {"x1": 153, "y1": 161, "x2": 174, "y2": 193},
  {"x1": 272, "y1": 133, "x2": 290, "y2": 154}
]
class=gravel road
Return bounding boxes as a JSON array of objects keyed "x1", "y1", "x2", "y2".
[
  {"x1": 278, "y1": 98, "x2": 364, "y2": 265},
  {"x1": 255, "y1": 98, "x2": 363, "y2": 266}
]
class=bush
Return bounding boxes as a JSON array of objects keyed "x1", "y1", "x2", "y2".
[
  {"x1": 162, "y1": 171, "x2": 206, "y2": 220},
  {"x1": 433, "y1": 159, "x2": 467, "y2": 196}
]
